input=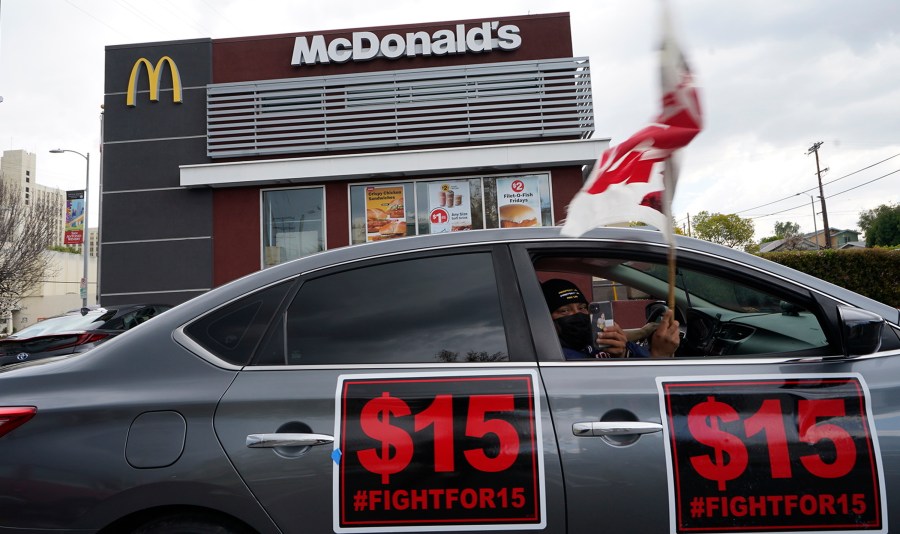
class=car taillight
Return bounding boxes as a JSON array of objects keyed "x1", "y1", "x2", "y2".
[{"x1": 0, "y1": 407, "x2": 36, "y2": 438}]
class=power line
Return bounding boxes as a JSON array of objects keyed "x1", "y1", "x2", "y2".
[
  {"x1": 63, "y1": 0, "x2": 130, "y2": 39},
  {"x1": 733, "y1": 152, "x2": 900, "y2": 215},
  {"x1": 826, "y1": 168, "x2": 900, "y2": 199},
  {"x1": 746, "y1": 167, "x2": 899, "y2": 220},
  {"x1": 115, "y1": 0, "x2": 174, "y2": 37}
]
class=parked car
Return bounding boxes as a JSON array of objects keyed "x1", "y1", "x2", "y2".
[
  {"x1": 0, "y1": 227, "x2": 897, "y2": 533},
  {"x1": 0, "y1": 304, "x2": 172, "y2": 366}
]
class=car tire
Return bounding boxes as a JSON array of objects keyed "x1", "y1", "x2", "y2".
[{"x1": 132, "y1": 512, "x2": 252, "y2": 534}]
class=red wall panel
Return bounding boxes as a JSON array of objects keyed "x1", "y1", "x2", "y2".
[
  {"x1": 549, "y1": 167, "x2": 584, "y2": 224},
  {"x1": 326, "y1": 182, "x2": 350, "y2": 250},
  {"x1": 213, "y1": 13, "x2": 572, "y2": 83},
  {"x1": 213, "y1": 187, "x2": 261, "y2": 286}
]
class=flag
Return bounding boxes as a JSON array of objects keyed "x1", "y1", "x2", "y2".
[{"x1": 561, "y1": 2, "x2": 702, "y2": 241}]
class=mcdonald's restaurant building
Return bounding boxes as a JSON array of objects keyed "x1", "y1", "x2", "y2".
[{"x1": 101, "y1": 12, "x2": 607, "y2": 305}]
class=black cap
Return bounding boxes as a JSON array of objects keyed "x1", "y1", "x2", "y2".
[{"x1": 541, "y1": 278, "x2": 588, "y2": 312}]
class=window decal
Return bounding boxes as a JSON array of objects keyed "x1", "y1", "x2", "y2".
[
  {"x1": 334, "y1": 370, "x2": 546, "y2": 532},
  {"x1": 657, "y1": 374, "x2": 886, "y2": 533}
]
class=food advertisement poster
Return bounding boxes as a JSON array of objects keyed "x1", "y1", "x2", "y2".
[
  {"x1": 366, "y1": 186, "x2": 406, "y2": 242},
  {"x1": 427, "y1": 181, "x2": 472, "y2": 234},
  {"x1": 496, "y1": 177, "x2": 541, "y2": 228}
]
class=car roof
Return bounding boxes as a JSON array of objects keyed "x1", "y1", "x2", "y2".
[{"x1": 166, "y1": 226, "x2": 896, "y2": 327}]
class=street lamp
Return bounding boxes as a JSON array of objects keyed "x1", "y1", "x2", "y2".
[
  {"x1": 49, "y1": 148, "x2": 90, "y2": 311},
  {"x1": 796, "y1": 192, "x2": 819, "y2": 250}
]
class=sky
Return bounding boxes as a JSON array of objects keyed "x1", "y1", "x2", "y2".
[{"x1": 1, "y1": 0, "x2": 898, "y2": 240}]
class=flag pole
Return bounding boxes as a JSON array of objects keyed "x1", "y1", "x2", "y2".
[
  {"x1": 663, "y1": 157, "x2": 677, "y2": 311},
  {"x1": 667, "y1": 240, "x2": 676, "y2": 311}
]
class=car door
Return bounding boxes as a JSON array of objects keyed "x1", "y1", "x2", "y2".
[
  {"x1": 212, "y1": 246, "x2": 568, "y2": 534},
  {"x1": 512, "y1": 241, "x2": 900, "y2": 534}
]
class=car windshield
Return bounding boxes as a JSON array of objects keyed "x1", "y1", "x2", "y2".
[
  {"x1": 620, "y1": 261, "x2": 783, "y2": 313},
  {"x1": 10, "y1": 311, "x2": 107, "y2": 338}
]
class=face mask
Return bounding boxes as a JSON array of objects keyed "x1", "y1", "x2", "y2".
[{"x1": 554, "y1": 313, "x2": 592, "y2": 350}]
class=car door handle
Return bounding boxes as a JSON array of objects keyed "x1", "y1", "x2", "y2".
[
  {"x1": 246, "y1": 433, "x2": 334, "y2": 448},
  {"x1": 572, "y1": 421, "x2": 663, "y2": 436}
]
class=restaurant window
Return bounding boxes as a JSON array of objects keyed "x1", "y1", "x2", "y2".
[
  {"x1": 262, "y1": 187, "x2": 325, "y2": 268},
  {"x1": 349, "y1": 173, "x2": 552, "y2": 245}
]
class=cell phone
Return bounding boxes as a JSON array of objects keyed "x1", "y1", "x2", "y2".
[{"x1": 589, "y1": 301, "x2": 615, "y2": 350}]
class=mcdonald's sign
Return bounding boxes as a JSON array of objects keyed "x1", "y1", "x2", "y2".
[{"x1": 126, "y1": 56, "x2": 183, "y2": 107}]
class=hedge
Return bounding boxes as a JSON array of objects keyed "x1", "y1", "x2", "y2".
[{"x1": 758, "y1": 248, "x2": 900, "y2": 308}]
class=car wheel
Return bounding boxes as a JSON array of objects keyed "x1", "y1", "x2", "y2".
[{"x1": 132, "y1": 512, "x2": 252, "y2": 534}]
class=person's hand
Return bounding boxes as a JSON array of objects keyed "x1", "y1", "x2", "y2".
[
  {"x1": 650, "y1": 309, "x2": 680, "y2": 357},
  {"x1": 624, "y1": 322, "x2": 659, "y2": 342},
  {"x1": 596, "y1": 322, "x2": 628, "y2": 357}
]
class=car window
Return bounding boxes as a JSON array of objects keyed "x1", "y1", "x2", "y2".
[
  {"x1": 534, "y1": 254, "x2": 830, "y2": 358},
  {"x1": 102, "y1": 311, "x2": 132, "y2": 331},
  {"x1": 258, "y1": 252, "x2": 509, "y2": 365},
  {"x1": 106, "y1": 308, "x2": 156, "y2": 330},
  {"x1": 184, "y1": 281, "x2": 294, "y2": 366}
]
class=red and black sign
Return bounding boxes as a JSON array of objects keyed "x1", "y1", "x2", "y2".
[
  {"x1": 660, "y1": 376, "x2": 885, "y2": 533},
  {"x1": 336, "y1": 372, "x2": 544, "y2": 531}
]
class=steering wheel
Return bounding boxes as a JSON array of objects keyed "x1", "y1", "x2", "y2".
[
  {"x1": 643, "y1": 301, "x2": 688, "y2": 355},
  {"x1": 645, "y1": 301, "x2": 667, "y2": 323}
]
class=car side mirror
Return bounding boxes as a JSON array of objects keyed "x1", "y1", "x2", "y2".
[{"x1": 838, "y1": 306, "x2": 884, "y2": 356}]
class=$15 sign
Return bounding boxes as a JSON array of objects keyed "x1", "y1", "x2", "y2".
[
  {"x1": 357, "y1": 392, "x2": 521, "y2": 484},
  {"x1": 688, "y1": 395, "x2": 858, "y2": 491}
]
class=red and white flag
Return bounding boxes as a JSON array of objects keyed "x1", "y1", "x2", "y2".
[{"x1": 561, "y1": 4, "x2": 702, "y2": 241}]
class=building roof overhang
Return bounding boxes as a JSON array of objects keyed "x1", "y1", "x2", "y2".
[{"x1": 179, "y1": 138, "x2": 609, "y2": 188}]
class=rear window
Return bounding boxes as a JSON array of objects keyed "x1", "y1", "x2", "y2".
[
  {"x1": 183, "y1": 281, "x2": 294, "y2": 366},
  {"x1": 12, "y1": 312, "x2": 108, "y2": 338}
]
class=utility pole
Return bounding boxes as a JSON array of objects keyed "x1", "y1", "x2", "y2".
[{"x1": 806, "y1": 142, "x2": 832, "y2": 248}]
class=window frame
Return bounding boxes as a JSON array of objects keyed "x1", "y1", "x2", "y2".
[
  {"x1": 259, "y1": 185, "x2": 327, "y2": 269},
  {"x1": 509, "y1": 240, "x2": 842, "y2": 363},
  {"x1": 247, "y1": 243, "x2": 535, "y2": 367}
]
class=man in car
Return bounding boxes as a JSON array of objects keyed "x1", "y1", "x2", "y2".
[{"x1": 541, "y1": 278, "x2": 681, "y2": 359}]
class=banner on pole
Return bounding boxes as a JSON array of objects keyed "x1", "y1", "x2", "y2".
[{"x1": 65, "y1": 190, "x2": 85, "y2": 245}]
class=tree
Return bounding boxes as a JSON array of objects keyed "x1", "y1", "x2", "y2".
[
  {"x1": 858, "y1": 204, "x2": 892, "y2": 234},
  {"x1": 859, "y1": 203, "x2": 900, "y2": 247},
  {"x1": 0, "y1": 181, "x2": 59, "y2": 315},
  {"x1": 692, "y1": 211, "x2": 755, "y2": 250},
  {"x1": 771, "y1": 220, "x2": 806, "y2": 250},
  {"x1": 628, "y1": 218, "x2": 685, "y2": 235},
  {"x1": 773, "y1": 221, "x2": 800, "y2": 238}
]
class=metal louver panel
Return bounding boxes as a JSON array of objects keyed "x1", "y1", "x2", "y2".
[{"x1": 206, "y1": 57, "x2": 593, "y2": 158}]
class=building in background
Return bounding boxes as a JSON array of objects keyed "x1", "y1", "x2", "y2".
[
  {"x1": 3, "y1": 249, "x2": 99, "y2": 334},
  {"x1": 0, "y1": 150, "x2": 66, "y2": 247},
  {"x1": 806, "y1": 228, "x2": 861, "y2": 249},
  {"x1": 102, "y1": 12, "x2": 605, "y2": 305},
  {"x1": 0, "y1": 151, "x2": 99, "y2": 333}
]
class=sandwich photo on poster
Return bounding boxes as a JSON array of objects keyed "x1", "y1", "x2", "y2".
[
  {"x1": 365, "y1": 186, "x2": 407, "y2": 242},
  {"x1": 427, "y1": 181, "x2": 473, "y2": 234},
  {"x1": 497, "y1": 177, "x2": 541, "y2": 228}
]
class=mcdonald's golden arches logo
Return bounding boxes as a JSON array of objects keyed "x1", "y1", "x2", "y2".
[{"x1": 126, "y1": 56, "x2": 183, "y2": 107}]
